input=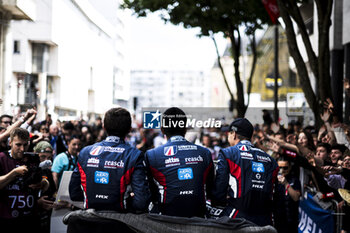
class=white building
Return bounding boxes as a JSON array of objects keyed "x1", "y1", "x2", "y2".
[
  {"x1": 0, "y1": 0, "x2": 36, "y2": 112},
  {"x1": 4, "y1": 0, "x2": 130, "y2": 120},
  {"x1": 130, "y1": 69, "x2": 209, "y2": 111}
]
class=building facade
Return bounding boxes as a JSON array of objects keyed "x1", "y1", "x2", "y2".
[
  {"x1": 3, "y1": 0, "x2": 129, "y2": 121},
  {"x1": 0, "y1": 0, "x2": 36, "y2": 113},
  {"x1": 130, "y1": 69, "x2": 209, "y2": 111}
]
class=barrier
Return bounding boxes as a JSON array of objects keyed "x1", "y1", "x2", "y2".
[
  {"x1": 298, "y1": 193, "x2": 334, "y2": 233},
  {"x1": 299, "y1": 191, "x2": 347, "y2": 233},
  {"x1": 331, "y1": 199, "x2": 345, "y2": 233}
]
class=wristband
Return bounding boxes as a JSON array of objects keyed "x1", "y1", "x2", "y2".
[
  {"x1": 285, "y1": 184, "x2": 290, "y2": 196},
  {"x1": 321, "y1": 192, "x2": 335, "y2": 200},
  {"x1": 281, "y1": 148, "x2": 297, "y2": 158},
  {"x1": 19, "y1": 116, "x2": 25, "y2": 122}
]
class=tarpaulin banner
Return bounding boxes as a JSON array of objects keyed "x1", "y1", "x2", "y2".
[{"x1": 298, "y1": 194, "x2": 334, "y2": 233}]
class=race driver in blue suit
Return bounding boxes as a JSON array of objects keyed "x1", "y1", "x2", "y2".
[
  {"x1": 145, "y1": 107, "x2": 214, "y2": 217},
  {"x1": 212, "y1": 118, "x2": 279, "y2": 226},
  {"x1": 69, "y1": 108, "x2": 150, "y2": 213}
]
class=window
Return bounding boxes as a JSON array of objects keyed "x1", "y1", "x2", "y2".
[
  {"x1": 32, "y1": 43, "x2": 49, "y2": 73},
  {"x1": 14, "y1": 40, "x2": 20, "y2": 54},
  {"x1": 289, "y1": 69, "x2": 297, "y2": 87}
]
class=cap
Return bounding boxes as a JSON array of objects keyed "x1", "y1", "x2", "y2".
[
  {"x1": 222, "y1": 118, "x2": 254, "y2": 139},
  {"x1": 34, "y1": 141, "x2": 53, "y2": 153},
  {"x1": 338, "y1": 188, "x2": 350, "y2": 204}
]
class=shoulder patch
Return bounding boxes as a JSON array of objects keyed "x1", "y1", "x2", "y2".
[
  {"x1": 90, "y1": 146, "x2": 104, "y2": 156},
  {"x1": 164, "y1": 146, "x2": 177, "y2": 156}
]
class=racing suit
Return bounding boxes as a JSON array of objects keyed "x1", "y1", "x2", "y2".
[
  {"x1": 69, "y1": 136, "x2": 150, "y2": 212},
  {"x1": 212, "y1": 140, "x2": 279, "y2": 226},
  {"x1": 145, "y1": 135, "x2": 214, "y2": 218}
]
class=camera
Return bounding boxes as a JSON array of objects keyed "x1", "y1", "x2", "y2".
[{"x1": 14, "y1": 152, "x2": 42, "y2": 190}]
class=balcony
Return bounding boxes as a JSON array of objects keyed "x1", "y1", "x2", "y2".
[{"x1": 0, "y1": 0, "x2": 36, "y2": 20}]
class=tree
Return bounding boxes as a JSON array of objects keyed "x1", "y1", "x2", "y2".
[
  {"x1": 277, "y1": 0, "x2": 333, "y2": 127},
  {"x1": 122, "y1": 0, "x2": 271, "y2": 117}
]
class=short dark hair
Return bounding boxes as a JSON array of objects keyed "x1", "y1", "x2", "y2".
[
  {"x1": 10, "y1": 128, "x2": 30, "y2": 141},
  {"x1": 236, "y1": 134, "x2": 250, "y2": 141},
  {"x1": 161, "y1": 107, "x2": 187, "y2": 137},
  {"x1": 0, "y1": 114, "x2": 13, "y2": 122},
  {"x1": 63, "y1": 122, "x2": 75, "y2": 131},
  {"x1": 103, "y1": 108, "x2": 131, "y2": 138},
  {"x1": 331, "y1": 143, "x2": 347, "y2": 154},
  {"x1": 67, "y1": 135, "x2": 81, "y2": 143},
  {"x1": 316, "y1": 142, "x2": 331, "y2": 153}
]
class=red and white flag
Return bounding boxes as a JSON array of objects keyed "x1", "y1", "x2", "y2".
[{"x1": 262, "y1": 0, "x2": 280, "y2": 24}]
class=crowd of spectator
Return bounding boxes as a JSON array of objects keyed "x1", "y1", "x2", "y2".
[{"x1": 0, "y1": 87, "x2": 350, "y2": 232}]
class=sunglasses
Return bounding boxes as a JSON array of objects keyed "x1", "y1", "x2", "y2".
[
  {"x1": 1, "y1": 121, "x2": 12, "y2": 124},
  {"x1": 279, "y1": 166, "x2": 289, "y2": 170}
]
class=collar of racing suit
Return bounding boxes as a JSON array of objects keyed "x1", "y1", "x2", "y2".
[
  {"x1": 105, "y1": 136, "x2": 121, "y2": 143},
  {"x1": 238, "y1": 140, "x2": 252, "y2": 146},
  {"x1": 169, "y1": 135, "x2": 186, "y2": 142}
]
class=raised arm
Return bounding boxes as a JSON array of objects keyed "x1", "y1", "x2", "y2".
[
  {"x1": 267, "y1": 135, "x2": 299, "y2": 153},
  {"x1": 0, "y1": 109, "x2": 37, "y2": 142}
]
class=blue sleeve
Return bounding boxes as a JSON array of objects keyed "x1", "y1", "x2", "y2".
[
  {"x1": 212, "y1": 150, "x2": 229, "y2": 206},
  {"x1": 130, "y1": 151, "x2": 150, "y2": 212},
  {"x1": 69, "y1": 162, "x2": 84, "y2": 202},
  {"x1": 51, "y1": 154, "x2": 66, "y2": 173}
]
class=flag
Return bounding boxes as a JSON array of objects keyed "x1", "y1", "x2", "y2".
[{"x1": 262, "y1": 0, "x2": 280, "y2": 24}]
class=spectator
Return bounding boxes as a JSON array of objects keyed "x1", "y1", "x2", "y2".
[
  {"x1": 51, "y1": 136, "x2": 81, "y2": 189},
  {"x1": 152, "y1": 131, "x2": 166, "y2": 147},
  {"x1": 202, "y1": 134, "x2": 216, "y2": 160},
  {"x1": 268, "y1": 129, "x2": 315, "y2": 158},
  {"x1": 41, "y1": 114, "x2": 52, "y2": 128},
  {"x1": 273, "y1": 158, "x2": 301, "y2": 233},
  {"x1": 49, "y1": 124, "x2": 59, "y2": 155},
  {"x1": 33, "y1": 141, "x2": 56, "y2": 233},
  {"x1": 55, "y1": 121, "x2": 75, "y2": 156},
  {"x1": 0, "y1": 128, "x2": 43, "y2": 232},
  {"x1": 329, "y1": 144, "x2": 347, "y2": 166},
  {"x1": 324, "y1": 154, "x2": 349, "y2": 190},
  {"x1": 0, "y1": 109, "x2": 36, "y2": 143},
  {"x1": 0, "y1": 114, "x2": 13, "y2": 128},
  {"x1": 262, "y1": 109, "x2": 273, "y2": 127},
  {"x1": 315, "y1": 143, "x2": 331, "y2": 165},
  {"x1": 34, "y1": 141, "x2": 56, "y2": 196}
]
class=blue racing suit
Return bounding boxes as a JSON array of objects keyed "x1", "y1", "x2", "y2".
[
  {"x1": 212, "y1": 140, "x2": 279, "y2": 226},
  {"x1": 69, "y1": 136, "x2": 150, "y2": 213},
  {"x1": 145, "y1": 136, "x2": 214, "y2": 218}
]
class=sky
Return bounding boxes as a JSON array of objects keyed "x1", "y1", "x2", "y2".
[{"x1": 128, "y1": 12, "x2": 228, "y2": 72}]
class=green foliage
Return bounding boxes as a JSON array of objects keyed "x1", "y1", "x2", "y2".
[
  {"x1": 122, "y1": 0, "x2": 273, "y2": 117},
  {"x1": 122, "y1": 0, "x2": 272, "y2": 38}
]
